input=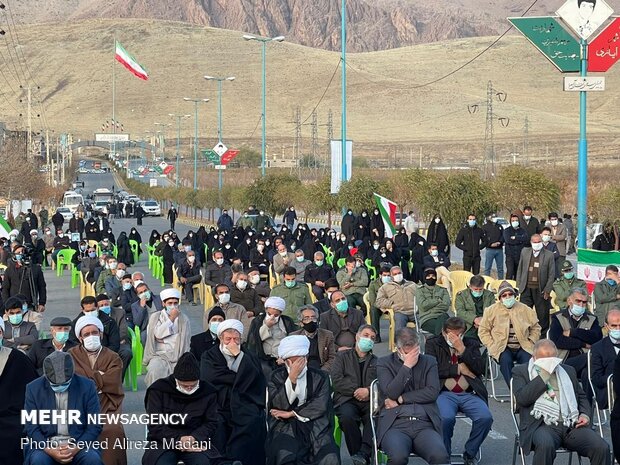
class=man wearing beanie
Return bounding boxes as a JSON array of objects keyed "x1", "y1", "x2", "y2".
[
  {"x1": 190, "y1": 306, "x2": 225, "y2": 362},
  {"x1": 144, "y1": 353, "x2": 221, "y2": 465},
  {"x1": 0, "y1": 317, "x2": 38, "y2": 465},
  {"x1": 266, "y1": 335, "x2": 340, "y2": 465},
  {"x1": 201, "y1": 319, "x2": 267, "y2": 465},
  {"x1": 23, "y1": 351, "x2": 103, "y2": 465}
]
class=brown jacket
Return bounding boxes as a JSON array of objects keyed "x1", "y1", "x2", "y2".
[{"x1": 291, "y1": 328, "x2": 336, "y2": 372}]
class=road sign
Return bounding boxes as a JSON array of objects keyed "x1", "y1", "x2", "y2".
[
  {"x1": 588, "y1": 17, "x2": 620, "y2": 71},
  {"x1": 214, "y1": 165, "x2": 227, "y2": 170},
  {"x1": 163, "y1": 165, "x2": 174, "y2": 175},
  {"x1": 158, "y1": 161, "x2": 168, "y2": 170},
  {"x1": 564, "y1": 76, "x2": 606, "y2": 91},
  {"x1": 509, "y1": 17, "x2": 582, "y2": 72},
  {"x1": 213, "y1": 142, "x2": 227, "y2": 157},
  {"x1": 557, "y1": 0, "x2": 613, "y2": 41},
  {"x1": 154, "y1": 165, "x2": 163, "y2": 174},
  {"x1": 221, "y1": 149, "x2": 240, "y2": 165},
  {"x1": 203, "y1": 150, "x2": 219, "y2": 163}
]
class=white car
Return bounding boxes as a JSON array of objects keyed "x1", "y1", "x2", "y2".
[
  {"x1": 140, "y1": 200, "x2": 161, "y2": 216},
  {"x1": 57, "y1": 207, "x2": 73, "y2": 222},
  {"x1": 94, "y1": 200, "x2": 109, "y2": 214}
]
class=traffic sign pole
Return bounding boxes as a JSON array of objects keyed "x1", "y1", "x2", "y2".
[{"x1": 577, "y1": 38, "x2": 588, "y2": 249}]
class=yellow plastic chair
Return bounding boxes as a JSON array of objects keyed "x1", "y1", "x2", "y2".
[
  {"x1": 448, "y1": 270, "x2": 473, "y2": 310},
  {"x1": 363, "y1": 292, "x2": 372, "y2": 325},
  {"x1": 481, "y1": 275, "x2": 495, "y2": 289},
  {"x1": 306, "y1": 283, "x2": 317, "y2": 304},
  {"x1": 192, "y1": 273, "x2": 205, "y2": 305},
  {"x1": 550, "y1": 290, "x2": 560, "y2": 313},
  {"x1": 203, "y1": 285, "x2": 215, "y2": 313}
]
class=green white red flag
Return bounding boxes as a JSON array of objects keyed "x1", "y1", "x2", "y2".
[
  {"x1": 115, "y1": 41, "x2": 149, "y2": 81},
  {"x1": 577, "y1": 248, "x2": 620, "y2": 293},
  {"x1": 373, "y1": 193, "x2": 397, "y2": 238}
]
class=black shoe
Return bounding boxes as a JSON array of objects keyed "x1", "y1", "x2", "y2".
[{"x1": 463, "y1": 452, "x2": 478, "y2": 465}]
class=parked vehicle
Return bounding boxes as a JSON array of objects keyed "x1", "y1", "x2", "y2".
[{"x1": 139, "y1": 200, "x2": 162, "y2": 216}]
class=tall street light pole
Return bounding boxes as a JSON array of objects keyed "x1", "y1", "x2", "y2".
[
  {"x1": 204, "y1": 75, "x2": 235, "y2": 206},
  {"x1": 154, "y1": 122, "x2": 171, "y2": 159},
  {"x1": 243, "y1": 34, "x2": 284, "y2": 177},
  {"x1": 169, "y1": 114, "x2": 191, "y2": 188},
  {"x1": 184, "y1": 97, "x2": 209, "y2": 190},
  {"x1": 341, "y1": 0, "x2": 347, "y2": 188}
]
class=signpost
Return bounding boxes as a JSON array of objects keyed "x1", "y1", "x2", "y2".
[
  {"x1": 203, "y1": 149, "x2": 219, "y2": 163},
  {"x1": 510, "y1": 0, "x2": 620, "y2": 249}
]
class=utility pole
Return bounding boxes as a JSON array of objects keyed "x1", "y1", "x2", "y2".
[
  {"x1": 523, "y1": 115, "x2": 530, "y2": 165},
  {"x1": 483, "y1": 81, "x2": 495, "y2": 179},
  {"x1": 311, "y1": 109, "x2": 319, "y2": 173},
  {"x1": 27, "y1": 85, "x2": 32, "y2": 159},
  {"x1": 46, "y1": 129, "x2": 51, "y2": 185}
]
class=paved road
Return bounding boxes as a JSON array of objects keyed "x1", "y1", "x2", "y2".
[{"x1": 36, "y1": 166, "x2": 601, "y2": 464}]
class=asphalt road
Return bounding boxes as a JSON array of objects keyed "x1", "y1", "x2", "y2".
[{"x1": 36, "y1": 165, "x2": 602, "y2": 465}]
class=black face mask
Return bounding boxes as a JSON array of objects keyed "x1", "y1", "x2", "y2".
[
  {"x1": 425, "y1": 277, "x2": 437, "y2": 286},
  {"x1": 303, "y1": 321, "x2": 318, "y2": 333}
]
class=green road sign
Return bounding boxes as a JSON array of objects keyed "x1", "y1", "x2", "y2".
[
  {"x1": 509, "y1": 16, "x2": 581, "y2": 72},
  {"x1": 154, "y1": 166, "x2": 163, "y2": 174},
  {"x1": 202, "y1": 149, "x2": 220, "y2": 163}
]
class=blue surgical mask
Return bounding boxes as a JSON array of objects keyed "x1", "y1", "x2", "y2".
[
  {"x1": 609, "y1": 329, "x2": 620, "y2": 341},
  {"x1": 139, "y1": 291, "x2": 152, "y2": 301},
  {"x1": 335, "y1": 300, "x2": 349, "y2": 313},
  {"x1": 209, "y1": 322, "x2": 220, "y2": 335},
  {"x1": 502, "y1": 296, "x2": 516, "y2": 309},
  {"x1": 468, "y1": 220, "x2": 476, "y2": 227},
  {"x1": 381, "y1": 276, "x2": 392, "y2": 284},
  {"x1": 570, "y1": 304, "x2": 586, "y2": 317},
  {"x1": 607, "y1": 279, "x2": 617, "y2": 287},
  {"x1": 122, "y1": 282, "x2": 132, "y2": 291},
  {"x1": 357, "y1": 337, "x2": 374, "y2": 353},
  {"x1": 99, "y1": 305, "x2": 111, "y2": 315},
  {"x1": 315, "y1": 260, "x2": 324, "y2": 267},
  {"x1": 88, "y1": 252, "x2": 97, "y2": 258},
  {"x1": 511, "y1": 221, "x2": 520, "y2": 228},
  {"x1": 14, "y1": 254, "x2": 22, "y2": 261},
  {"x1": 9, "y1": 314, "x2": 23, "y2": 325},
  {"x1": 50, "y1": 380, "x2": 71, "y2": 393},
  {"x1": 184, "y1": 246, "x2": 192, "y2": 252},
  {"x1": 285, "y1": 280, "x2": 296, "y2": 289},
  {"x1": 22, "y1": 303, "x2": 29, "y2": 314},
  {"x1": 54, "y1": 331, "x2": 69, "y2": 344},
  {"x1": 471, "y1": 290, "x2": 483, "y2": 298}
]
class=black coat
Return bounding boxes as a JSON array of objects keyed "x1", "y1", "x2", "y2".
[
  {"x1": 116, "y1": 232, "x2": 133, "y2": 266},
  {"x1": 341, "y1": 214, "x2": 356, "y2": 238},
  {"x1": 455, "y1": 225, "x2": 488, "y2": 258},
  {"x1": 27, "y1": 338, "x2": 78, "y2": 375},
  {"x1": 245, "y1": 314, "x2": 297, "y2": 361},
  {"x1": 590, "y1": 336, "x2": 617, "y2": 407},
  {"x1": 425, "y1": 335, "x2": 488, "y2": 402},
  {"x1": 69, "y1": 312, "x2": 120, "y2": 352},
  {"x1": 143, "y1": 375, "x2": 221, "y2": 464},
  {"x1": 370, "y1": 212, "x2": 385, "y2": 241},
  {"x1": 426, "y1": 220, "x2": 450, "y2": 255},
  {"x1": 304, "y1": 263, "x2": 336, "y2": 286},
  {"x1": 330, "y1": 348, "x2": 377, "y2": 407},
  {"x1": 190, "y1": 330, "x2": 219, "y2": 362},
  {"x1": 1, "y1": 260, "x2": 47, "y2": 306}
]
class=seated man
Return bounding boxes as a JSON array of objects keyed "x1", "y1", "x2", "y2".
[
  {"x1": 313, "y1": 278, "x2": 340, "y2": 315},
  {"x1": 375, "y1": 328, "x2": 451, "y2": 465},
  {"x1": 230, "y1": 271, "x2": 261, "y2": 318},
  {"x1": 593, "y1": 265, "x2": 620, "y2": 325},
  {"x1": 96, "y1": 293, "x2": 132, "y2": 378},
  {"x1": 336, "y1": 256, "x2": 369, "y2": 311},
  {"x1": 144, "y1": 353, "x2": 221, "y2": 465},
  {"x1": 70, "y1": 316, "x2": 127, "y2": 465},
  {"x1": 513, "y1": 339, "x2": 610, "y2": 465},
  {"x1": 454, "y1": 275, "x2": 496, "y2": 341},
  {"x1": 367, "y1": 266, "x2": 392, "y2": 342},
  {"x1": 548, "y1": 287, "x2": 602, "y2": 379},
  {"x1": 271, "y1": 266, "x2": 313, "y2": 317},
  {"x1": 200, "y1": 319, "x2": 267, "y2": 465},
  {"x1": 246, "y1": 296, "x2": 297, "y2": 378},
  {"x1": 375, "y1": 265, "x2": 417, "y2": 332},
  {"x1": 204, "y1": 251, "x2": 232, "y2": 287},
  {"x1": 23, "y1": 351, "x2": 103, "y2": 465},
  {"x1": 69, "y1": 296, "x2": 121, "y2": 356},
  {"x1": 423, "y1": 243, "x2": 451, "y2": 286},
  {"x1": 426, "y1": 317, "x2": 493, "y2": 465},
  {"x1": 3, "y1": 295, "x2": 39, "y2": 352},
  {"x1": 205, "y1": 283, "x2": 251, "y2": 340},
  {"x1": 131, "y1": 283, "x2": 163, "y2": 345},
  {"x1": 587, "y1": 306, "x2": 620, "y2": 408},
  {"x1": 103, "y1": 264, "x2": 126, "y2": 304},
  {"x1": 304, "y1": 251, "x2": 336, "y2": 300},
  {"x1": 178, "y1": 249, "x2": 202, "y2": 306},
  {"x1": 552, "y1": 260, "x2": 586, "y2": 310},
  {"x1": 417, "y1": 267, "x2": 451, "y2": 336},
  {"x1": 267, "y1": 335, "x2": 340, "y2": 465},
  {"x1": 143, "y1": 288, "x2": 191, "y2": 387},
  {"x1": 331, "y1": 325, "x2": 378, "y2": 465},
  {"x1": 248, "y1": 266, "x2": 270, "y2": 308},
  {"x1": 292, "y1": 249, "x2": 311, "y2": 282},
  {"x1": 320, "y1": 290, "x2": 365, "y2": 351},
  {"x1": 28, "y1": 316, "x2": 77, "y2": 375},
  {"x1": 190, "y1": 307, "x2": 224, "y2": 362},
  {"x1": 291, "y1": 305, "x2": 336, "y2": 372},
  {"x1": 478, "y1": 281, "x2": 541, "y2": 386}
]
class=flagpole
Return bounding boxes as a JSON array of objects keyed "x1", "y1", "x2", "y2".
[{"x1": 112, "y1": 34, "x2": 117, "y2": 167}]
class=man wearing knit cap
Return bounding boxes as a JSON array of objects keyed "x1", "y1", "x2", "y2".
[
  {"x1": 143, "y1": 288, "x2": 191, "y2": 387},
  {"x1": 28, "y1": 316, "x2": 78, "y2": 375},
  {"x1": 246, "y1": 296, "x2": 298, "y2": 378},
  {"x1": 201, "y1": 319, "x2": 267, "y2": 465},
  {"x1": 266, "y1": 335, "x2": 340, "y2": 465},
  {"x1": 23, "y1": 351, "x2": 103, "y2": 465},
  {"x1": 144, "y1": 353, "x2": 221, "y2": 465},
  {"x1": 190, "y1": 306, "x2": 225, "y2": 362},
  {"x1": 70, "y1": 316, "x2": 127, "y2": 465},
  {"x1": 0, "y1": 317, "x2": 38, "y2": 465}
]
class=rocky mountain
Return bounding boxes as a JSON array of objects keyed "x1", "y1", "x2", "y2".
[{"x1": 9, "y1": 0, "x2": 566, "y2": 52}]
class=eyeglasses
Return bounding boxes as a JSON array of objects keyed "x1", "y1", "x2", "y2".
[
  {"x1": 574, "y1": 298, "x2": 588, "y2": 305},
  {"x1": 301, "y1": 316, "x2": 317, "y2": 323}
]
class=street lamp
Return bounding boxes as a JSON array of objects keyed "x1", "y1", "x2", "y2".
[
  {"x1": 154, "y1": 122, "x2": 171, "y2": 159},
  {"x1": 204, "y1": 75, "x2": 235, "y2": 206},
  {"x1": 243, "y1": 34, "x2": 285, "y2": 176},
  {"x1": 169, "y1": 113, "x2": 191, "y2": 188},
  {"x1": 183, "y1": 97, "x2": 209, "y2": 190}
]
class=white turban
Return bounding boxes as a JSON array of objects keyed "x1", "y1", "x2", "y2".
[
  {"x1": 278, "y1": 335, "x2": 310, "y2": 359},
  {"x1": 217, "y1": 319, "x2": 244, "y2": 337},
  {"x1": 29, "y1": 229, "x2": 38, "y2": 236},
  {"x1": 74, "y1": 315, "x2": 104, "y2": 338},
  {"x1": 160, "y1": 288, "x2": 181, "y2": 302},
  {"x1": 264, "y1": 296, "x2": 286, "y2": 312}
]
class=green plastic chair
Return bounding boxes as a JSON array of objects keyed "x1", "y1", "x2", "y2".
[
  {"x1": 333, "y1": 415, "x2": 342, "y2": 447},
  {"x1": 129, "y1": 240, "x2": 139, "y2": 264},
  {"x1": 124, "y1": 327, "x2": 138, "y2": 392},
  {"x1": 365, "y1": 259, "x2": 377, "y2": 281},
  {"x1": 56, "y1": 249, "x2": 76, "y2": 277},
  {"x1": 70, "y1": 264, "x2": 80, "y2": 289},
  {"x1": 147, "y1": 244, "x2": 155, "y2": 270},
  {"x1": 113, "y1": 244, "x2": 118, "y2": 259},
  {"x1": 134, "y1": 326, "x2": 144, "y2": 376}
]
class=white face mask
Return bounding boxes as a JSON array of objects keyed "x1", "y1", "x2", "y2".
[
  {"x1": 279, "y1": 251, "x2": 288, "y2": 257},
  {"x1": 249, "y1": 274, "x2": 260, "y2": 285},
  {"x1": 218, "y1": 293, "x2": 231, "y2": 304},
  {"x1": 175, "y1": 380, "x2": 199, "y2": 395},
  {"x1": 188, "y1": 256, "x2": 196, "y2": 263},
  {"x1": 531, "y1": 242, "x2": 543, "y2": 252},
  {"x1": 215, "y1": 258, "x2": 224, "y2": 266},
  {"x1": 83, "y1": 335, "x2": 101, "y2": 352},
  {"x1": 434, "y1": 218, "x2": 441, "y2": 224},
  {"x1": 266, "y1": 314, "x2": 280, "y2": 323},
  {"x1": 237, "y1": 280, "x2": 248, "y2": 290},
  {"x1": 550, "y1": 220, "x2": 558, "y2": 226},
  {"x1": 220, "y1": 344, "x2": 234, "y2": 357},
  {"x1": 393, "y1": 273, "x2": 404, "y2": 283}
]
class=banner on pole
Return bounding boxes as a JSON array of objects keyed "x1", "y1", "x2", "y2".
[
  {"x1": 330, "y1": 140, "x2": 352, "y2": 194},
  {"x1": 577, "y1": 248, "x2": 620, "y2": 293}
]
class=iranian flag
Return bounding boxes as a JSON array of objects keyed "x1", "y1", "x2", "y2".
[
  {"x1": 373, "y1": 193, "x2": 397, "y2": 238},
  {"x1": 115, "y1": 41, "x2": 149, "y2": 81},
  {"x1": 577, "y1": 248, "x2": 620, "y2": 294}
]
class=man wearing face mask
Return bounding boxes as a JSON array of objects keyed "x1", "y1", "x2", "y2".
[
  {"x1": 517, "y1": 234, "x2": 556, "y2": 335},
  {"x1": 28, "y1": 316, "x2": 78, "y2": 375},
  {"x1": 205, "y1": 283, "x2": 251, "y2": 339},
  {"x1": 549, "y1": 288, "x2": 602, "y2": 380},
  {"x1": 376, "y1": 328, "x2": 451, "y2": 465},
  {"x1": 283, "y1": 205, "x2": 297, "y2": 230},
  {"x1": 320, "y1": 290, "x2": 365, "y2": 352},
  {"x1": 2, "y1": 243, "x2": 47, "y2": 317},
  {"x1": 455, "y1": 214, "x2": 488, "y2": 275},
  {"x1": 190, "y1": 307, "x2": 225, "y2": 362},
  {"x1": 96, "y1": 294, "x2": 132, "y2": 378},
  {"x1": 336, "y1": 256, "x2": 369, "y2": 311},
  {"x1": 167, "y1": 204, "x2": 178, "y2": 230},
  {"x1": 144, "y1": 288, "x2": 191, "y2": 387},
  {"x1": 178, "y1": 250, "x2": 202, "y2": 306},
  {"x1": 455, "y1": 275, "x2": 497, "y2": 341},
  {"x1": 423, "y1": 243, "x2": 451, "y2": 286},
  {"x1": 513, "y1": 339, "x2": 610, "y2": 465},
  {"x1": 95, "y1": 256, "x2": 117, "y2": 295},
  {"x1": 201, "y1": 319, "x2": 267, "y2": 465},
  {"x1": 3, "y1": 295, "x2": 38, "y2": 352},
  {"x1": 273, "y1": 243, "x2": 295, "y2": 277},
  {"x1": 540, "y1": 226, "x2": 561, "y2": 279},
  {"x1": 417, "y1": 268, "x2": 451, "y2": 336},
  {"x1": 367, "y1": 266, "x2": 391, "y2": 341},
  {"x1": 248, "y1": 266, "x2": 270, "y2": 306},
  {"x1": 292, "y1": 249, "x2": 311, "y2": 282},
  {"x1": 270, "y1": 267, "x2": 313, "y2": 320},
  {"x1": 230, "y1": 271, "x2": 261, "y2": 317},
  {"x1": 503, "y1": 213, "x2": 528, "y2": 280},
  {"x1": 520, "y1": 206, "x2": 540, "y2": 239},
  {"x1": 552, "y1": 261, "x2": 586, "y2": 310},
  {"x1": 144, "y1": 353, "x2": 222, "y2": 465},
  {"x1": 426, "y1": 317, "x2": 492, "y2": 465},
  {"x1": 479, "y1": 281, "x2": 541, "y2": 386},
  {"x1": 204, "y1": 250, "x2": 232, "y2": 287},
  {"x1": 217, "y1": 209, "x2": 234, "y2": 232},
  {"x1": 312, "y1": 278, "x2": 340, "y2": 315},
  {"x1": 593, "y1": 265, "x2": 620, "y2": 325},
  {"x1": 331, "y1": 325, "x2": 378, "y2": 465},
  {"x1": 23, "y1": 351, "x2": 103, "y2": 465},
  {"x1": 375, "y1": 265, "x2": 417, "y2": 333},
  {"x1": 291, "y1": 305, "x2": 336, "y2": 371},
  {"x1": 246, "y1": 296, "x2": 297, "y2": 378},
  {"x1": 69, "y1": 296, "x2": 121, "y2": 355},
  {"x1": 0, "y1": 317, "x2": 38, "y2": 465},
  {"x1": 589, "y1": 307, "x2": 620, "y2": 413},
  {"x1": 547, "y1": 212, "x2": 567, "y2": 267},
  {"x1": 70, "y1": 316, "x2": 127, "y2": 465}
]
